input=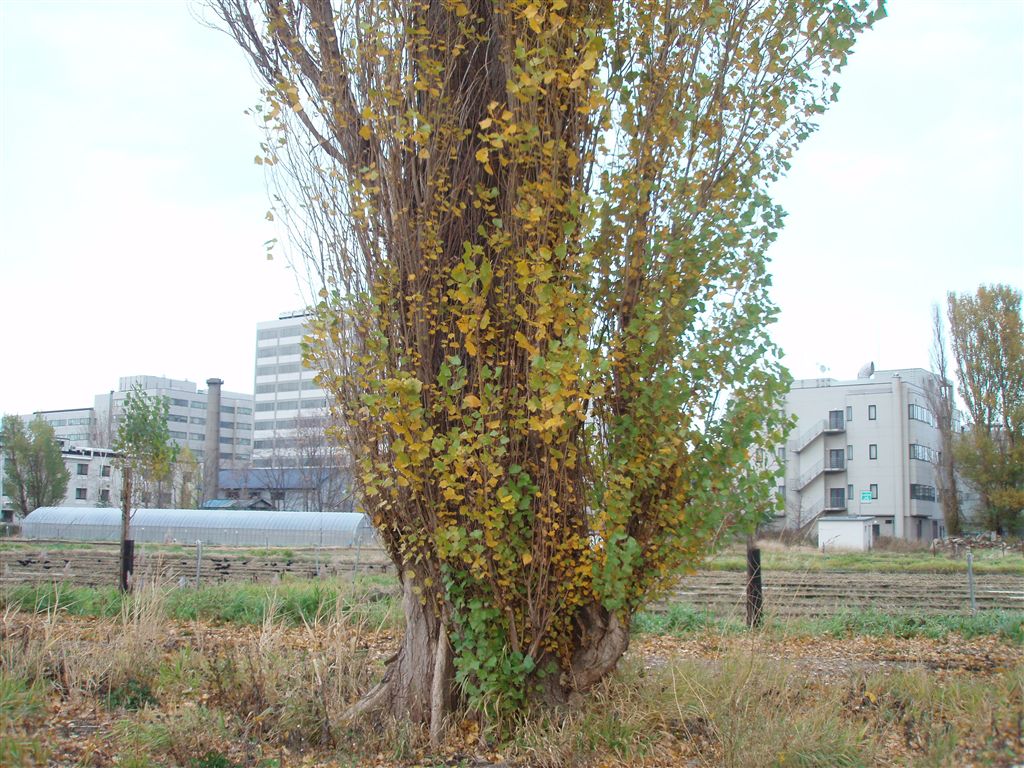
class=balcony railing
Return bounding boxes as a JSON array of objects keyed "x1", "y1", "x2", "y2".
[
  {"x1": 825, "y1": 456, "x2": 846, "y2": 472},
  {"x1": 825, "y1": 413, "x2": 846, "y2": 432},
  {"x1": 789, "y1": 420, "x2": 825, "y2": 453},
  {"x1": 795, "y1": 459, "x2": 824, "y2": 489},
  {"x1": 824, "y1": 494, "x2": 848, "y2": 512}
]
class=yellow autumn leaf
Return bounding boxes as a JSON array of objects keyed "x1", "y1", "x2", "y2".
[
  {"x1": 463, "y1": 394, "x2": 482, "y2": 408},
  {"x1": 522, "y1": 552, "x2": 533, "y2": 565},
  {"x1": 475, "y1": 147, "x2": 489, "y2": 163}
]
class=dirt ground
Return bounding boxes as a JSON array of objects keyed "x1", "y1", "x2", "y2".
[{"x1": 3, "y1": 609, "x2": 1022, "y2": 768}]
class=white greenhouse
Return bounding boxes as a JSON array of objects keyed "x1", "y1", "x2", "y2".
[{"x1": 20, "y1": 507, "x2": 378, "y2": 548}]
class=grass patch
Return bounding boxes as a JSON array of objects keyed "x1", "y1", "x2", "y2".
[
  {"x1": 787, "y1": 610, "x2": 1024, "y2": 644},
  {"x1": 632, "y1": 603, "x2": 745, "y2": 636},
  {"x1": 707, "y1": 543, "x2": 1024, "y2": 575},
  {"x1": 1, "y1": 576, "x2": 400, "y2": 629},
  {"x1": 106, "y1": 677, "x2": 159, "y2": 711},
  {"x1": 1, "y1": 582, "x2": 124, "y2": 617},
  {"x1": 633, "y1": 605, "x2": 1024, "y2": 643},
  {"x1": 0, "y1": 672, "x2": 50, "y2": 767}
]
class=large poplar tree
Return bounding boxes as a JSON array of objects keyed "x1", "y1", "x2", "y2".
[
  {"x1": 212, "y1": 0, "x2": 880, "y2": 731},
  {"x1": 948, "y1": 284, "x2": 1024, "y2": 535},
  {"x1": 1, "y1": 415, "x2": 70, "y2": 517}
]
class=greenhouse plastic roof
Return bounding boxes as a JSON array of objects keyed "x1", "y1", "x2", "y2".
[{"x1": 22, "y1": 507, "x2": 372, "y2": 533}]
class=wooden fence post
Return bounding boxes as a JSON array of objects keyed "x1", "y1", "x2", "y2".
[{"x1": 746, "y1": 546, "x2": 763, "y2": 628}]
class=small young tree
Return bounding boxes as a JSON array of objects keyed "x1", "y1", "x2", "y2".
[
  {"x1": 948, "y1": 284, "x2": 1024, "y2": 535},
  {"x1": 927, "y1": 303, "x2": 962, "y2": 536},
  {"x1": 114, "y1": 386, "x2": 177, "y2": 590},
  {"x1": 212, "y1": 0, "x2": 881, "y2": 731},
  {"x1": 174, "y1": 446, "x2": 202, "y2": 509},
  {"x1": 1, "y1": 415, "x2": 70, "y2": 517}
]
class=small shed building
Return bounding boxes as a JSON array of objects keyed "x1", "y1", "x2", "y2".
[
  {"x1": 20, "y1": 507, "x2": 377, "y2": 548},
  {"x1": 817, "y1": 515, "x2": 875, "y2": 552}
]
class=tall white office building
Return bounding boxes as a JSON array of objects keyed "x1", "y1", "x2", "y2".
[{"x1": 252, "y1": 312, "x2": 330, "y2": 467}]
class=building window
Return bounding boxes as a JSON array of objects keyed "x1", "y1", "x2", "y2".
[
  {"x1": 909, "y1": 444, "x2": 937, "y2": 462},
  {"x1": 190, "y1": 416, "x2": 206, "y2": 425},
  {"x1": 237, "y1": 407, "x2": 252, "y2": 416},
  {"x1": 100, "y1": 489, "x2": 110, "y2": 503},
  {"x1": 101, "y1": 465, "x2": 111, "y2": 477},
  {"x1": 256, "y1": 342, "x2": 301, "y2": 358},
  {"x1": 869, "y1": 444, "x2": 878, "y2": 460},
  {"x1": 190, "y1": 433, "x2": 205, "y2": 441},
  {"x1": 75, "y1": 488, "x2": 87, "y2": 500},
  {"x1": 828, "y1": 410, "x2": 845, "y2": 430},
  {"x1": 829, "y1": 488, "x2": 846, "y2": 509},
  {"x1": 191, "y1": 401, "x2": 205, "y2": 409},
  {"x1": 171, "y1": 398, "x2": 189, "y2": 407},
  {"x1": 169, "y1": 414, "x2": 187, "y2": 423},
  {"x1": 910, "y1": 483, "x2": 936, "y2": 502},
  {"x1": 908, "y1": 403, "x2": 936, "y2": 427},
  {"x1": 257, "y1": 328, "x2": 280, "y2": 341},
  {"x1": 847, "y1": 484, "x2": 854, "y2": 500},
  {"x1": 169, "y1": 430, "x2": 187, "y2": 439},
  {"x1": 870, "y1": 483, "x2": 878, "y2": 500},
  {"x1": 77, "y1": 463, "x2": 88, "y2": 475},
  {"x1": 846, "y1": 406, "x2": 853, "y2": 422},
  {"x1": 846, "y1": 444, "x2": 853, "y2": 461},
  {"x1": 868, "y1": 404, "x2": 877, "y2": 420},
  {"x1": 776, "y1": 447, "x2": 785, "y2": 461},
  {"x1": 221, "y1": 405, "x2": 236, "y2": 414},
  {"x1": 828, "y1": 449, "x2": 845, "y2": 470}
]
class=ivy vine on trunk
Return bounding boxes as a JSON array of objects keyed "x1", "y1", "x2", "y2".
[{"x1": 210, "y1": 0, "x2": 881, "y2": 733}]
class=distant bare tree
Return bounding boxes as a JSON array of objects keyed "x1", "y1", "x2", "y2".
[
  {"x1": 247, "y1": 413, "x2": 352, "y2": 512},
  {"x1": 293, "y1": 413, "x2": 352, "y2": 512},
  {"x1": 927, "y1": 304, "x2": 962, "y2": 536}
]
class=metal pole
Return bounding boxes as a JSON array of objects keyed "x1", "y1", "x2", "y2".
[
  {"x1": 195, "y1": 540, "x2": 203, "y2": 588},
  {"x1": 355, "y1": 530, "x2": 362, "y2": 576},
  {"x1": 966, "y1": 549, "x2": 976, "y2": 614}
]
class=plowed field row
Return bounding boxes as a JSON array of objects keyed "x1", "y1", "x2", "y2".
[{"x1": 3, "y1": 544, "x2": 1021, "y2": 616}]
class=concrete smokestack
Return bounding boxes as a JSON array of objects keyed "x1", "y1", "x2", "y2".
[{"x1": 203, "y1": 378, "x2": 223, "y2": 504}]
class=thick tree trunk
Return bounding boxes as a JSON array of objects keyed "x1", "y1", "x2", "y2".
[
  {"x1": 567, "y1": 602, "x2": 631, "y2": 693},
  {"x1": 345, "y1": 578, "x2": 454, "y2": 731},
  {"x1": 346, "y1": 590, "x2": 629, "y2": 728}
]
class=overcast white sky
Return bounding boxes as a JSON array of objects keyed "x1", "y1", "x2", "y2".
[{"x1": 1, "y1": 0, "x2": 1021, "y2": 416}]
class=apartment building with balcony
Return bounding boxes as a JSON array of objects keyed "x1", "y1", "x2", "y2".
[
  {"x1": 60, "y1": 441, "x2": 121, "y2": 508},
  {"x1": 777, "y1": 367, "x2": 947, "y2": 543}
]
